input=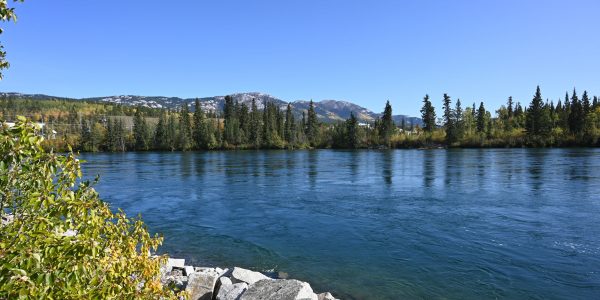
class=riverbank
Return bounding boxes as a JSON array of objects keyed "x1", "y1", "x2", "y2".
[{"x1": 161, "y1": 257, "x2": 338, "y2": 300}]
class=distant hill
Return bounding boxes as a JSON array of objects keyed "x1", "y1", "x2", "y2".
[{"x1": 0, "y1": 92, "x2": 422, "y2": 126}]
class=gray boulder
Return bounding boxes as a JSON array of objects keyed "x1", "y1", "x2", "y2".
[
  {"x1": 186, "y1": 269, "x2": 220, "y2": 300},
  {"x1": 240, "y1": 279, "x2": 318, "y2": 300},
  {"x1": 166, "y1": 258, "x2": 185, "y2": 272},
  {"x1": 217, "y1": 281, "x2": 248, "y2": 300},
  {"x1": 231, "y1": 267, "x2": 270, "y2": 285},
  {"x1": 184, "y1": 265, "x2": 195, "y2": 276}
]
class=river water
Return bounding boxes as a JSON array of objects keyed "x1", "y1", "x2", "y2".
[{"x1": 80, "y1": 149, "x2": 600, "y2": 299}]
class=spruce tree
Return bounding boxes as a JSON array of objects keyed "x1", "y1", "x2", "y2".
[
  {"x1": 346, "y1": 112, "x2": 360, "y2": 148},
  {"x1": 306, "y1": 100, "x2": 319, "y2": 146},
  {"x1": 582, "y1": 90, "x2": 591, "y2": 115},
  {"x1": 167, "y1": 113, "x2": 177, "y2": 151},
  {"x1": 284, "y1": 103, "x2": 295, "y2": 145},
  {"x1": 133, "y1": 108, "x2": 149, "y2": 150},
  {"x1": 379, "y1": 100, "x2": 394, "y2": 147},
  {"x1": 193, "y1": 99, "x2": 205, "y2": 149},
  {"x1": 249, "y1": 98, "x2": 261, "y2": 148},
  {"x1": 525, "y1": 86, "x2": 549, "y2": 136},
  {"x1": 442, "y1": 94, "x2": 456, "y2": 143},
  {"x1": 477, "y1": 102, "x2": 486, "y2": 133},
  {"x1": 178, "y1": 103, "x2": 192, "y2": 150},
  {"x1": 420, "y1": 94, "x2": 436, "y2": 132},
  {"x1": 154, "y1": 112, "x2": 167, "y2": 150},
  {"x1": 568, "y1": 89, "x2": 583, "y2": 134},
  {"x1": 454, "y1": 98, "x2": 464, "y2": 140}
]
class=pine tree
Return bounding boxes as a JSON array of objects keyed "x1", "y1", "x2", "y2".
[
  {"x1": 420, "y1": 94, "x2": 436, "y2": 132},
  {"x1": 507, "y1": 96, "x2": 514, "y2": 118},
  {"x1": 379, "y1": 100, "x2": 394, "y2": 147}
]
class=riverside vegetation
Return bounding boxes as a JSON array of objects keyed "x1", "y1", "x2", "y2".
[
  {"x1": 1, "y1": 86, "x2": 600, "y2": 152},
  {"x1": 0, "y1": 119, "x2": 338, "y2": 299}
]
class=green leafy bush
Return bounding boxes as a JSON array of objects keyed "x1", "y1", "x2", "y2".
[{"x1": 0, "y1": 117, "x2": 182, "y2": 299}]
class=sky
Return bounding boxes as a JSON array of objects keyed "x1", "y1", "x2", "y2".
[{"x1": 1, "y1": 0, "x2": 599, "y2": 116}]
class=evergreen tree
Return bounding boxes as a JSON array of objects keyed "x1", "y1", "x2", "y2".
[
  {"x1": 525, "y1": 86, "x2": 550, "y2": 136},
  {"x1": 379, "y1": 100, "x2": 394, "y2": 147},
  {"x1": 306, "y1": 100, "x2": 319, "y2": 146},
  {"x1": 507, "y1": 96, "x2": 514, "y2": 118},
  {"x1": 154, "y1": 112, "x2": 168, "y2": 150},
  {"x1": 238, "y1": 103, "x2": 250, "y2": 144},
  {"x1": 193, "y1": 99, "x2": 205, "y2": 149},
  {"x1": 420, "y1": 94, "x2": 436, "y2": 132},
  {"x1": 167, "y1": 113, "x2": 177, "y2": 151},
  {"x1": 582, "y1": 90, "x2": 591, "y2": 115},
  {"x1": 223, "y1": 96, "x2": 240, "y2": 146},
  {"x1": 284, "y1": 103, "x2": 296, "y2": 145},
  {"x1": 133, "y1": 108, "x2": 149, "y2": 150},
  {"x1": 249, "y1": 98, "x2": 261, "y2": 148},
  {"x1": 442, "y1": 94, "x2": 456, "y2": 144},
  {"x1": 568, "y1": 89, "x2": 584, "y2": 134},
  {"x1": 178, "y1": 103, "x2": 193, "y2": 150},
  {"x1": 346, "y1": 112, "x2": 360, "y2": 148},
  {"x1": 80, "y1": 118, "x2": 93, "y2": 151},
  {"x1": 454, "y1": 98, "x2": 464, "y2": 140},
  {"x1": 477, "y1": 102, "x2": 486, "y2": 133}
]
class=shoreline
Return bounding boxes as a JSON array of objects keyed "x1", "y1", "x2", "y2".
[{"x1": 161, "y1": 257, "x2": 339, "y2": 300}]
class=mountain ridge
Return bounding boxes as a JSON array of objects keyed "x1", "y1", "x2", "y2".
[{"x1": 0, "y1": 91, "x2": 422, "y2": 126}]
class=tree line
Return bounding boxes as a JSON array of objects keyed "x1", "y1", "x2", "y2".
[{"x1": 1, "y1": 86, "x2": 599, "y2": 151}]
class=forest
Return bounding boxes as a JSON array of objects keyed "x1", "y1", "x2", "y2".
[{"x1": 1, "y1": 85, "x2": 599, "y2": 152}]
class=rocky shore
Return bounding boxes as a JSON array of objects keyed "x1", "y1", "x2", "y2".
[{"x1": 161, "y1": 258, "x2": 339, "y2": 300}]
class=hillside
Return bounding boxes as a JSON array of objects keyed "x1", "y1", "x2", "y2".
[{"x1": 0, "y1": 92, "x2": 422, "y2": 126}]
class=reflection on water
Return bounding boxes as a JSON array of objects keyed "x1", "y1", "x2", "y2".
[{"x1": 81, "y1": 149, "x2": 600, "y2": 300}]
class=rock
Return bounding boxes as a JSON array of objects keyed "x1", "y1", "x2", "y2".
[
  {"x1": 219, "y1": 276, "x2": 233, "y2": 287},
  {"x1": 231, "y1": 267, "x2": 270, "y2": 285},
  {"x1": 217, "y1": 282, "x2": 248, "y2": 300},
  {"x1": 317, "y1": 292, "x2": 337, "y2": 300},
  {"x1": 240, "y1": 279, "x2": 318, "y2": 300},
  {"x1": 167, "y1": 258, "x2": 185, "y2": 271},
  {"x1": 160, "y1": 269, "x2": 188, "y2": 292},
  {"x1": 184, "y1": 265, "x2": 195, "y2": 276},
  {"x1": 186, "y1": 269, "x2": 220, "y2": 300}
]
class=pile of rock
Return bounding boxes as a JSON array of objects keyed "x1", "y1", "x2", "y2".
[{"x1": 161, "y1": 258, "x2": 338, "y2": 300}]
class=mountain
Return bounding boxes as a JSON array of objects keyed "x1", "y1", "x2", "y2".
[{"x1": 0, "y1": 92, "x2": 422, "y2": 126}]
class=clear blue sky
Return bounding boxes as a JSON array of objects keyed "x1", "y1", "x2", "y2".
[{"x1": 1, "y1": 0, "x2": 599, "y2": 116}]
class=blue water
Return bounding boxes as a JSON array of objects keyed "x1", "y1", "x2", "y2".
[{"x1": 80, "y1": 149, "x2": 600, "y2": 299}]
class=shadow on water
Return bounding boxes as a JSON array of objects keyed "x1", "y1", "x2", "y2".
[
  {"x1": 526, "y1": 149, "x2": 547, "y2": 192},
  {"x1": 308, "y1": 150, "x2": 318, "y2": 188},
  {"x1": 381, "y1": 150, "x2": 393, "y2": 185},
  {"x1": 422, "y1": 150, "x2": 436, "y2": 188}
]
